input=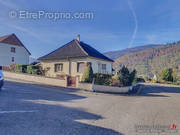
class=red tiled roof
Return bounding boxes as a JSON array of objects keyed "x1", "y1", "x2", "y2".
[{"x1": 0, "y1": 34, "x2": 31, "y2": 55}]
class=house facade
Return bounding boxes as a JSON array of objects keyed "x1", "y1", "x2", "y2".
[
  {"x1": 0, "y1": 34, "x2": 31, "y2": 66},
  {"x1": 39, "y1": 36, "x2": 113, "y2": 81}
]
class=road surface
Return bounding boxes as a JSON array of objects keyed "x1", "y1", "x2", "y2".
[{"x1": 0, "y1": 79, "x2": 180, "y2": 135}]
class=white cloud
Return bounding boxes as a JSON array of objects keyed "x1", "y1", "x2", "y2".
[
  {"x1": 0, "y1": 0, "x2": 18, "y2": 9},
  {"x1": 127, "y1": 0, "x2": 138, "y2": 48}
]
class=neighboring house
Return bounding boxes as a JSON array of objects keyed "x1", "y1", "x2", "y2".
[
  {"x1": 0, "y1": 34, "x2": 31, "y2": 66},
  {"x1": 39, "y1": 35, "x2": 114, "y2": 81}
]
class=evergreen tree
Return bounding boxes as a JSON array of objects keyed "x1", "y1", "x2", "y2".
[
  {"x1": 117, "y1": 66, "x2": 136, "y2": 86},
  {"x1": 81, "y1": 65, "x2": 93, "y2": 83}
]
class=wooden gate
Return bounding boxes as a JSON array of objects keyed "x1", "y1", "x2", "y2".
[{"x1": 67, "y1": 76, "x2": 76, "y2": 87}]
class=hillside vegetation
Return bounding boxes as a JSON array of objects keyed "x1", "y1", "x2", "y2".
[
  {"x1": 104, "y1": 44, "x2": 160, "y2": 60},
  {"x1": 113, "y1": 42, "x2": 180, "y2": 78}
]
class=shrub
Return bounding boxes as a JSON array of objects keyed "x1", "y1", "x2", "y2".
[
  {"x1": 81, "y1": 65, "x2": 94, "y2": 83},
  {"x1": 152, "y1": 78, "x2": 158, "y2": 83},
  {"x1": 94, "y1": 73, "x2": 112, "y2": 86},
  {"x1": 15, "y1": 64, "x2": 27, "y2": 73},
  {"x1": 143, "y1": 76, "x2": 151, "y2": 82},
  {"x1": 172, "y1": 69, "x2": 178, "y2": 82},
  {"x1": 158, "y1": 68, "x2": 176, "y2": 82},
  {"x1": 112, "y1": 75, "x2": 119, "y2": 80},
  {"x1": 117, "y1": 66, "x2": 136, "y2": 86},
  {"x1": 27, "y1": 65, "x2": 41, "y2": 75}
]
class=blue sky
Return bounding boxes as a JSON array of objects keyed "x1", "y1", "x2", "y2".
[{"x1": 0, "y1": 0, "x2": 180, "y2": 58}]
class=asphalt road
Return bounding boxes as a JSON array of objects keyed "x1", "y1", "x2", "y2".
[{"x1": 0, "y1": 79, "x2": 180, "y2": 135}]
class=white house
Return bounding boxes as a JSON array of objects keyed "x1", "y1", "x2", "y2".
[{"x1": 0, "y1": 34, "x2": 31, "y2": 66}]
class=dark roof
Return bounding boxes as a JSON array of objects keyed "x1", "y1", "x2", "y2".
[
  {"x1": 0, "y1": 33, "x2": 31, "y2": 55},
  {"x1": 39, "y1": 39, "x2": 113, "y2": 62}
]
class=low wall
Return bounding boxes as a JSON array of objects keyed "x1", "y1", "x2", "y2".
[
  {"x1": 78, "y1": 82, "x2": 93, "y2": 90},
  {"x1": 3, "y1": 71, "x2": 133, "y2": 93},
  {"x1": 3, "y1": 71, "x2": 67, "y2": 87},
  {"x1": 78, "y1": 82, "x2": 129, "y2": 93}
]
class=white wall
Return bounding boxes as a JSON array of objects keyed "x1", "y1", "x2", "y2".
[
  {"x1": 0, "y1": 43, "x2": 30, "y2": 66},
  {"x1": 78, "y1": 82, "x2": 129, "y2": 93},
  {"x1": 68, "y1": 57, "x2": 113, "y2": 76},
  {"x1": 86, "y1": 57, "x2": 113, "y2": 74}
]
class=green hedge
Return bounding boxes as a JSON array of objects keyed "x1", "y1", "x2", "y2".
[
  {"x1": 27, "y1": 65, "x2": 41, "y2": 75},
  {"x1": 94, "y1": 73, "x2": 112, "y2": 86},
  {"x1": 15, "y1": 64, "x2": 27, "y2": 73}
]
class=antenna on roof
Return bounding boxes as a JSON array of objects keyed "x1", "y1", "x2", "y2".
[{"x1": 77, "y1": 34, "x2": 80, "y2": 42}]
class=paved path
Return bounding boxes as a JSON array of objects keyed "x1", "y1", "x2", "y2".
[{"x1": 0, "y1": 80, "x2": 180, "y2": 135}]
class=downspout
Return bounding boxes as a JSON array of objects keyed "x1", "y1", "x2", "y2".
[{"x1": 67, "y1": 57, "x2": 71, "y2": 76}]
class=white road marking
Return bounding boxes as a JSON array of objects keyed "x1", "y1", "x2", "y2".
[{"x1": 0, "y1": 110, "x2": 38, "y2": 114}]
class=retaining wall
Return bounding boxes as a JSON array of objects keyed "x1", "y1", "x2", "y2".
[{"x1": 3, "y1": 71, "x2": 67, "y2": 87}]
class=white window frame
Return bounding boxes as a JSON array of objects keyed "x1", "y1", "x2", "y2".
[{"x1": 54, "y1": 64, "x2": 63, "y2": 72}]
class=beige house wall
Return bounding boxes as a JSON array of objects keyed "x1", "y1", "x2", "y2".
[
  {"x1": 40, "y1": 57, "x2": 113, "y2": 80},
  {"x1": 41, "y1": 59, "x2": 70, "y2": 77}
]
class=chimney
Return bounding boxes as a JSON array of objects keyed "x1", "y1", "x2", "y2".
[{"x1": 77, "y1": 34, "x2": 80, "y2": 42}]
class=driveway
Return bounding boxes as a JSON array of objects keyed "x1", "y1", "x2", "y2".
[{"x1": 0, "y1": 79, "x2": 180, "y2": 135}]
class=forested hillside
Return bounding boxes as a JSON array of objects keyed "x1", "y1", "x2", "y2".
[
  {"x1": 104, "y1": 44, "x2": 159, "y2": 60},
  {"x1": 113, "y1": 42, "x2": 180, "y2": 78}
]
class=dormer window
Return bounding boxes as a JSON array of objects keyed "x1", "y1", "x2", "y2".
[{"x1": 11, "y1": 47, "x2": 16, "y2": 53}]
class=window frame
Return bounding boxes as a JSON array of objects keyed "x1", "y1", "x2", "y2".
[
  {"x1": 77, "y1": 62, "x2": 85, "y2": 73},
  {"x1": 102, "y1": 64, "x2": 106, "y2": 70},
  {"x1": 11, "y1": 47, "x2": 16, "y2": 53},
  {"x1": 102, "y1": 64, "x2": 106, "y2": 73},
  {"x1": 54, "y1": 63, "x2": 63, "y2": 72},
  {"x1": 12, "y1": 57, "x2": 15, "y2": 62}
]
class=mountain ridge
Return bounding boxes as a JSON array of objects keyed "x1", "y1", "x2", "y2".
[{"x1": 104, "y1": 44, "x2": 161, "y2": 60}]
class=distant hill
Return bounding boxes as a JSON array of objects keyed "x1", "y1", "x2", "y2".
[
  {"x1": 104, "y1": 44, "x2": 160, "y2": 60},
  {"x1": 113, "y1": 42, "x2": 180, "y2": 77}
]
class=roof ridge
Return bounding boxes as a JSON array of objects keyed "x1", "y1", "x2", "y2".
[
  {"x1": 0, "y1": 33, "x2": 31, "y2": 55},
  {"x1": 38, "y1": 40, "x2": 76, "y2": 60},
  {"x1": 0, "y1": 34, "x2": 12, "y2": 41},
  {"x1": 74, "y1": 39, "x2": 89, "y2": 56},
  {"x1": 12, "y1": 34, "x2": 31, "y2": 55}
]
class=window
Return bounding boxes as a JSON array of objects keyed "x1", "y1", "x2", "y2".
[
  {"x1": 54, "y1": 64, "x2": 63, "y2": 72},
  {"x1": 12, "y1": 57, "x2": 15, "y2": 62},
  {"x1": 77, "y1": 62, "x2": 85, "y2": 73},
  {"x1": 11, "y1": 47, "x2": 16, "y2": 53},
  {"x1": 102, "y1": 64, "x2": 106, "y2": 73}
]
